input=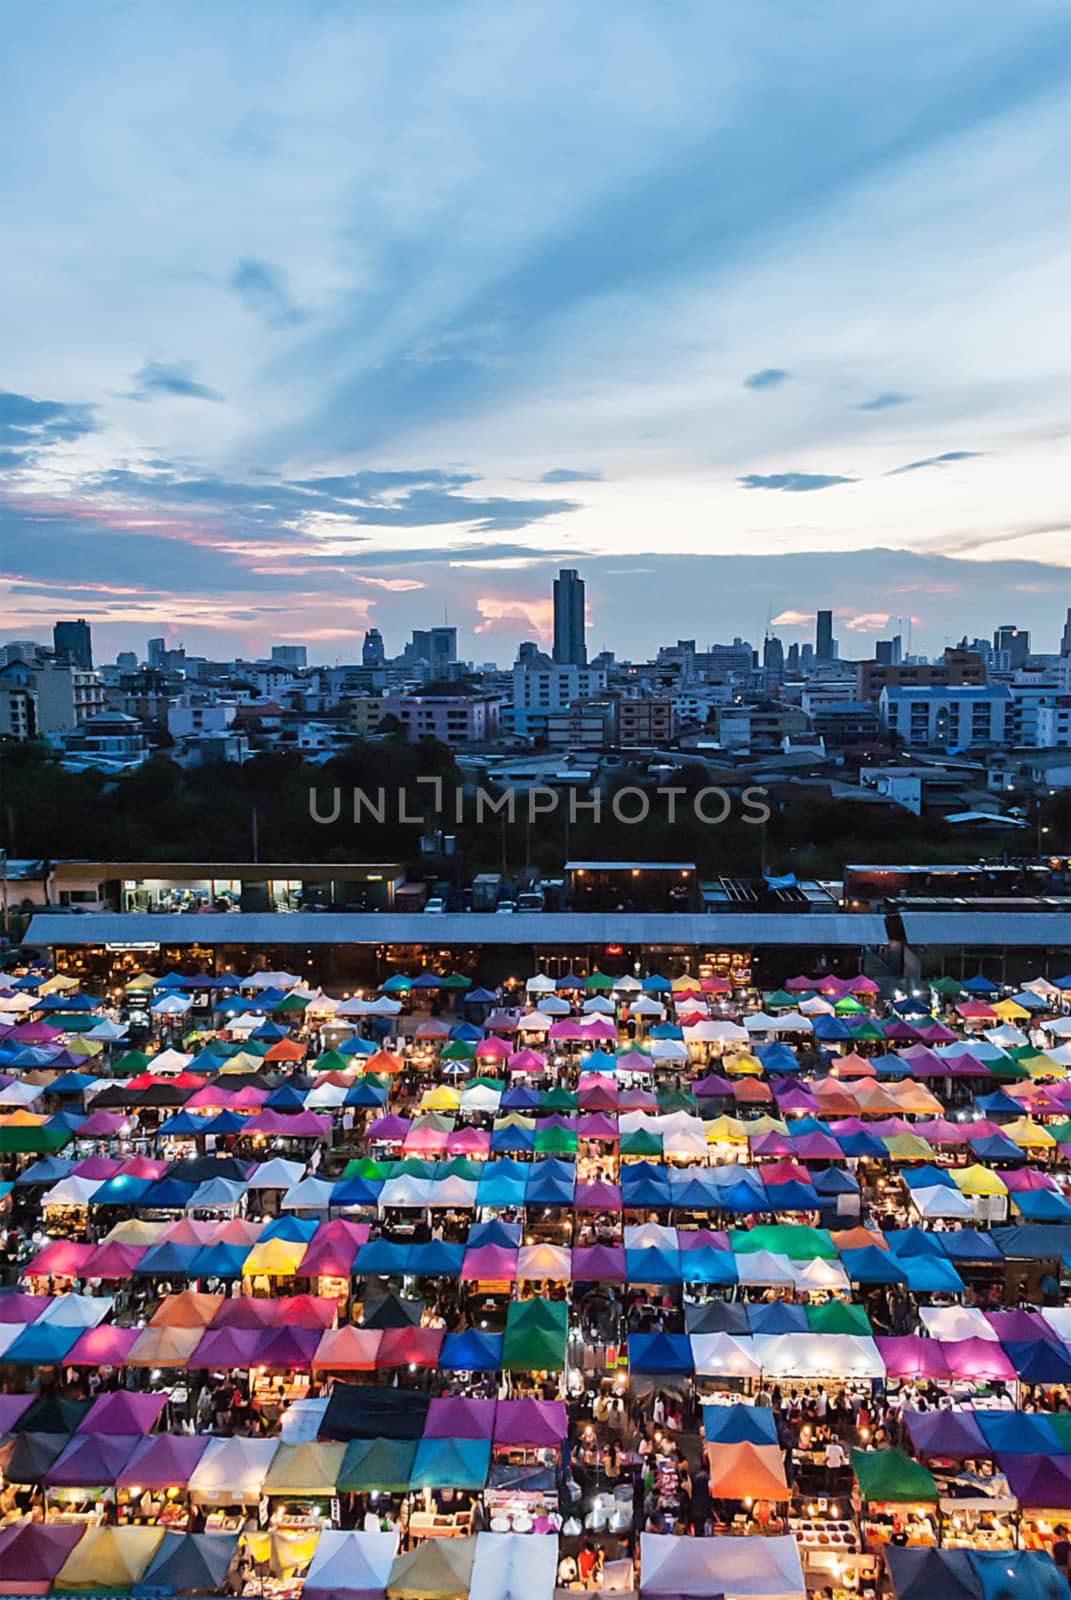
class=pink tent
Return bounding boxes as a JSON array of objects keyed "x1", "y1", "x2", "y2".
[
  {"x1": 580, "y1": 1018, "x2": 616, "y2": 1041},
  {"x1": 941, "y1": 1337, "x2": 1016, "y2": 1381},
  {"x1": 424, "y1": 1396, "x2": 497, "y2": 1439},
  {"x1": 187, "y1": 1326, "x2": 264, "y2": 1368},
  {"x1": 757, "y1": 1158, "x2": 810, "y2": 1185},
  {"x1": 475, "y1": 1037, "x2": 510, "y2": 1059},
  {"x1": 445, "y1": 1127, "x2": 491, "y2": 1157},
  {"x1": 578, "y1": 1071, "x2": 618, "y2": 1095},
  {"x1": 120, "y1": 1155, "x2": 169, "y2": 1179},
  {"x1": 65, "y1": 1324, "x2": 141, "y2": 1367},
  {"x1": 574, "y1": 1181, "x2": 623, "y2": 1211},
  {"x1": 376, "y1": 1327, "x2": 444, "y2": 1368},
  {"x1": 158, "y1": 1218, "x2": 216, "y2": 1246},
  {"x1": 548, "y1": 1021, "x2": 586, "y2": 1042},
  {"x1": 82, "y1": 1242, "x2": 146, "y2": 1279},
  {"x1": 847, "y1": 976, "x2": 881, "y2": 995},
  {"x1": 244, "y1": 1110, "x2": 330, "y2": 1137},
  {"x1": 509, "y1": 1049, "x2": 547, "y2": 1073},
  {"x1": 212, "y1": 1297, "x2": 280, "y2": 1328},
  {"x1": 403, "y1": 1125, "x2": 448, "y2": 1155},
  {"x1": 576, "y1": 1113, "x2": 619, "y2": 1139},
  {"x1": 494, "y1": 1398, "x2": 567, "y2": 1447},
  {"x1": 23, "y1": 1239, "x2": 93, "y2": 1277},
  {"x1": 76, "y1": 1111, "x2": 129, "y2": 1138},
  {"x1": 915, "y1": 1118, "x2": 967, "y2": 1146},
  {"x1": 460, "y1": 1244, "x2": 518, "y2": 1281},
  {"x1": 874, "y1": 1336, "x2": 951, "y2": 1380},
  {"x1": 619, "y1": 1087, "x2": 658, "y2": 1110},
  {"x1": 313, "y1": 1326, "x2": 382, "y2": 1371},
  {"x1": 72, "y1": 1156, "x2": 123, "y2": 1179},
  {"x1": 956, "y1": 1001, "x2": 999, "y2": 1021},
  {"x1": 570, "y1": 1244, "x2": 627, "y2": 1281},
  {"x1": 785, "y1": 975, "x2": 819, "y2": 992},
  {"x1": 299, "y1": 1222, "x2": 371, "y2": 1277}
]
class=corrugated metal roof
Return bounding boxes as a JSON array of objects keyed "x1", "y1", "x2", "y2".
[
  {"x1": 25, "y1": 910, "x2": 888, "y2": 948},
  {"x1": 900, "y1": 911, "x2": 1071, "y2": 947}
]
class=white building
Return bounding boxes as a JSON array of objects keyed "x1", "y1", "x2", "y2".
[
  {"x1": 511, "y1": 657, "x2": 607, "y2": 737},
  {"x1": 880, "y1": 684, "x2": 1011, "y2": 749}
]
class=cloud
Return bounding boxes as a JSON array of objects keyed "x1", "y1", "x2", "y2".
[
  {"x1": 739, "y1": 471, "x2": 857, "y2": 492},
  {"x1": 130, "y1": 361, "x2": 223, "y2": 402},
  {"x1": 842, "y1": 610, "x2": 891, "y2": 630},
  {"x1": 540, "y1": 468, "x2": 603, "y2": 483},
  {"x1": 771, "y1": 609, "x2": 813, "y2": 627},
  {"x1": 886, "y1": 450, "x2": 985, "y2": 475},
  {"x1": 229, "y1": 259, "x2": 309, "y2": 328},
  {"x1": 854, "y1": 391, "x2": 911, "y2": 411},
  {"x1": 743, "y1": 368, "x2": 792, "y2": 390},
  {"x1": 0, "y1": 389, "x2": 97, "y2": 451}
]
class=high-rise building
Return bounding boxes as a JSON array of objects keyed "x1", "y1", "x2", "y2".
[
  {"x1": 116, "y1": 651, "x2": 137, "y2": 673},
  {"x1": 815, "y1": 610, "x2": 836, "y2": 663},
  {"x1": 875, "y1": 635, "x2": 903, "y2": 667},
  {"x1": 785, "y1": 642, "x2": 800, "y2": 675},
  {"x1": 404, "y1": 627, "x2": 457, "y2": 674},
  {"x1": 147, "y1": 638, "x2": 167, "y2": 670},
  {"x1": 53, "y1": 618, "x2": 93, "y2": 670},
  {"x1": 553, "y1": 569, "x2": 587, "y2": 666},
  {"x1": 762, "y1": 634, "x2": 784, "y2": 683},
  {"x1": 1061, "y1": 608, "x2": 1071, "y2": 659},
  {"x1": 362, "y1": 629, "x2": 386, "y2": 667},
  {"x1": 993, "y1": 623, "x2": 1030, "y2": 670},
  {"x1": 271, "y1": 645, "x2": 307, "y2": 669}
]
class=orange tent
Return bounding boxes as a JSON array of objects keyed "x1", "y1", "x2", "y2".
[
  {"x1": 705, "y1": 1441, "x2": 790, "y2": 1500},
  {"x1": 830, "y1": 1052, "x2": 876, "y2": 1077},
  {"x1": 365, "y1": 1050, "x2": 403, "y2": 1075},
  {"x1": 149, "y1": 1290, "x2": 224, "y2": 1328},
  {"x1": 831, "y1": 1227, "x2": 889, "y2": 1251},
  {"x1": 265, "y1": 1038, "x2": 306, "y2": 1062}
]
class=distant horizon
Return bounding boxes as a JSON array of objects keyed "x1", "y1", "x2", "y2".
[{"x1": 2, "y1": 3, "x2": 1069, "y2": 662}]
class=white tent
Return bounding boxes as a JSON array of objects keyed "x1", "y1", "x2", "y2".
[
  {"x1": 525, "y1": 974, "x2": 555, "y2": 993},
  {"x1": 910, "y1": 1184, "x2": 973, "y2": 1220},
  {"x1": 148, "y1": 1047, "x2": 194, "y2": 1074},
  {"x1": 151, "y1": 994, "x2": 192, "y2": 1016},
  {"x1": 460, "y1": 1084, "x2": 502, "y2": 1114},
  {"x1": 631, "y1": 996, "x2": 665, "y2": 1018},
  {"x1": 304, "y1": 1530, "x2": 399, "y2": 1599},
  {"x1": 43, "y1": 1175, "x2": 104, "y2": 1208},
  {"x1": 248, "y1": 1158, "x2": 306, "y2": 1190},
  {"x1": 305, "y1": 991, "x2": 340, "y2": 1017},
  {"x1": 614, "y1": 976, "x2": 643, "y2": 994},
  {"x1": 648, "y1": 1038, "x2": 689, "y2": 1062},
  {"x1": 690, "y1": 1332, "x2": 761, "y2": 1379},
  {"x1": 743, "y1": 1013, "x2": 780, "y2": 1033},
  {"x1": 1047, "y1": 1043, "x2": 1071, "y2": 1066},
  {"x1": 0, "y1": 1081, "x2": 43, "y2": 1108},
  {"x1": 377, "y1": 1176, "x2": 434, "y2": 1209},
  {"x1": 641, "y1": 1534, "x2": 804, "y2": 1599},
  {"x1": 984, "y1": 1024, "x2": 1028, "y2": 1047},
  {"x1": 1047, "y1": 1017, "x2": 1071, "y2": 1038},
  {"x1": 189, "y1": 1436, "x2": 280, "y2": 1505},
  {"x1": 625, "y1": 1221, "x2": 678, "y2": 1251},
  {"x1": 279, "y1": 1396, "x2": 330, "y2": 1443},
  {"x1": 797, "y1": 995, "x2": 835, "y2": 1015},
  {"x1": 685, "y1": 1020, "x2": 748, "y2": 1043},
  {"x1": 306, "y1": 1082, "x2": 349, "y2": 1108},
  {"x1": 517, "y1": 1243, "x2": 572, "y2": 1281},
  {"x1": 539, "y1": 995, "x2": 571, "y2": 1016},
  {"x1": 244, "y1": 971, "x2": 301, "y2": 990},
  {"x1": 791, "y1": 1256, "x2": 850, "y2": 1292},
  {"x1": 735, "y1": 1251, "x2": 795, "y2": 1287},
  {"x1": 40, "y1": 1292, "x2": 113, "y2": 1328},
  {"x1": 85, "y1": 1019, "x2": 127, "y2": 1041},
  {"x1": 470, "y1": 1533, "x2": 557, "y2": 1600},
  {"x1": 282, "y1": 1177, "x2": 337, "y2": 1211},
  {"x1": 919, "y1": 1304, "x2": 998, "y2": 1341},
  {"x1": 582, "y1": 996, "x2": 616, "y2": 1015},
  {"x1": 768, "y1": 1012, "x2": 813, "y2": 1033},
  {"x1": 188, "y1": 1176, "x2": 247, "y2": 1211},
  {"x1": 661, "y1": 1122, "x2": 708, "y2": 1160},
  {"x1": 754, "y1": 1333, "x2": 884, "y2": 1380},
  {"x1": 516, "y1": 1011, "x2": 554, "y2": 1032},
  {"x1": 1042, "y1": 1308, "x2": 1071, "y2": 1341},
  {"x1": 426, "y1": 1177, "x2": 479, "y2": 1209}
]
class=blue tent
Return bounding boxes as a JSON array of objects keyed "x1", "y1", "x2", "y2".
[
  {"x1": 411, "y1": 1436, "x2": 490, "y2": 1491},
  {"x1": 974, "y1": 1090, "x2": 1026, "y2": 1116},
  {"x1": 45, "y1": 1111, "x2": 86, "y2": 1132},
  {"x1": 993, "y1": 1225, "x2": 1071, "y2": 1259},
  {"x1": 135, "y1": 1241, "x2": 201, "y2": 1277},
  {"x1": 941, "y1": 1229, "x2": 1003, "y2": 1263},
  {"x1": 500, "y1": 1086, "x2": 540, "y2": 1110},
  {"x1": 354, "y1": 1239, "x2": 411, "y2": 1275},
  {"x1": 764, "y1": 1180, "x2": 819, "y2": 1212},
  {"x1": 669, "y1": 1174, "x2": 722, "y2": 1209},
  {"x1": 968, "y1": 1135, "x2": 1027, "y2": 1163},
  {"x1": 628, "y1": 1332, "x2": 693, "y2": 1373},
  {"x1": 642, "y1": 975, "x2": 672, "y2": 993},
  {"x1": 649, "y1": 1023, "x2": 684, "y2": 1040},
  {"x1": 490, "y1": 1125, "x2": 535, "y2": 1155},
  {"x1": 971, "y1": 1551, "x2": 1068, "y2": 1600},
  {"x1": 331, "y1": 1176, "x2": 383, "y2": 1207},
  {"x1": 450, "y1": 1021, "x2": 484, "y2": 1041},
  {"x1": 624, "y1": 1247, "x2": 681, "y2": 1284},
  {"x1": 48, "y1": 1071, "x2": 99, "y2": 1096},
  {"x1": 885, "y1": 1227, "x2": 948, "y2": 1258},
  {"x1": 718, "y1": 1180, "x2": 772, "y2": 1215},
  {"x1": 15, "y1": 1156, "x2": 74, "y2": 1187},
  {"x1": 344, "y1": 1081, "x2": 388, "y2": 1108},
  {"x1": 139, "y1": 1178, "x2": 198, "y2": 1209},
  {"x1": 975, "y1": 1411, "x2": 1060, "y2": 1455},
  {"x1": 525, "y1": 1158, "x2": 575, "y2": 1205},
  {"x1": 1013, "y1": 1190, "x2": 1071, "y2": 1222},
  {"x1": 902, "y1": 1164, "x2": 957, "y2": 1190},
  {"x1": 261, "y1": 1214, "x2": 317, "y2": 1242},
  {"x1": 440, "y1": 1330, "x2": 503, "y2": 1370},
  {"x1": 200, "y1": 1110, "x2": 247, "y2": 1136},
  {"x1": 898, "y1": 1256, "x2": 965, "y2": 1295},
  {"x1": 704, "y1": 1403, "x2": 778, "y2": 1446},
  {"x1": 679, "y1": 1247, "x2": 738, "y2": 1285},
  {"x1": 621, "y1": 1169, "x2": 673, "y2": 1208},
  {"x1": 188, "y1": 1243, "x2": 250, "y2": 1279},
  {"x1": 468, "y1": 1218, "x2": 522, "y2": 1250},
  {"x1": 1004, "y1": 1340, "x2": 1071, "y2": 1384},
  {"x1": 812, "y1": 1016, "x2": 853, "y2": 1042},
  {"x1": 756, "y1": 1042, "x2": 801, "y2": 1074},
  {"x1": 813, "y1": 1167, "x2": 859, "y2": 1195},
  {"x1": 962, "y1": 974, "x2": 999, "y2": 994},
  {"x1": 134, "y1": 1530, "x2": 240, "y2": 1595},
  {"x1": 250, "y1": 1020, "x2": 288, "y2": 1041},
  {"x1": 157, "y1": 1112, "x2": 204, "y2": 1136},
  {"x1": 410, "y1": 973, "x2": 441, "y2": 991},
  {"x1": 89, "y1": 1174, "x2": 152, "y2": 1207},
  {"x1": 475, "y1": 1166, "x2": 528, "y2": 1209},
  {"x1": 265, "y1": 1084, "x2": 307, "y2": 1111},
  {"x1": 5, "y1": 1322, "x2": 80, "y2": 1364},
  {"x1": 339, "y1": 1035, "x2": 377, "y2": 1056},
  {"x1": 580, "y1": 1050, "x2": 617, "y2": 1071},
  {"x1": 748, "y1": 1302, "x2": 809, "y2": 1335},
  {"x1": 465, "y1": 988, "x2": 498, "y2": 1004},
  {"x1": 408, "y1": 1241, "x2": 464, "y2": 1277},
  {"x1": 841, "y1": 1246, "x2": 908, "y2": 1285}
]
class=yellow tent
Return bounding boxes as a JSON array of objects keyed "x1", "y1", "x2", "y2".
[
  {"x1": 387, "y1": 1536, "x2": 476, "y2": 1600},
  {"x1": 994, "y1": 999, "x2": 1031, "y2": 1021},
  {"x1": 102, "y1": 1218, "x2": 167, "y2": 1247},
  {"x1": 39, "y1": 973, "x2": 79, "y2": 995},
  {"x1": 951, "y1": 1164, "x2": 1008, "y2": 1196},
  {"x1": 54, "y1": 1525, "x2": 164, "y2": 1591},
  {"x1": 705, "y1": 1115, "x2": 748, "y2": 1143},
  {"x1": 493, "y1": 1112, "x2": 536, "y2": 1131},
  {"x1": 219, "y1": 1050, "x2": 264, "y2": 1075},
  {"x1": 420, "y1": 1085, "x2": 461, "y2": 1111},
  {"x1": 881, "y1": 1133, "x2": 936, "y2": 1161},
  {"x1": 1002, "y1": 1117, "x2": 1056, "y2": 1148},
  {"x1": 745, "y1": 1115, "x2": 790, "y2": 1137},
  {"x1": 66, "y1": 1037, "x2": 104, "y2": 1057},
  {"x1": 242, "y1": 1237, "x2": 306, "y2": 1276},
  {"x1": 1021, "y1": 1053, "x2": 1066, "y2": 1080},
  {"x1": 125, "y1": 973, "x2": 156, "y2": 991},
  {"x1": 723, "y1": 1052, "x2": 763, "y2": 1076}
]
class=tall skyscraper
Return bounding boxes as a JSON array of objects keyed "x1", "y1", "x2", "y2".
[
  {"x1": 762, "y1": 634, "x2": 784, "y2": 683},
  {"x1": 147, "y1": 637, "x2": 167, "y2": 670},
  {"x1": 271, "y1": 645, "x2": 307, "y2": 669},
  {"x1": 815, "y1": 610, "x2": 835, "y2": 663},
  {"x1": 1061, "y1": 608, "x2": 1071, "y2": 658},
  {"x1": 53, "y1": 618, "x2": 92, "y2": 670},
  {"x1": 362, "y1": 628, "x2": 386, "y2": 667},
  {"x1": 553, "y1": 569, "x2": 586, "y2": 666},
  {"x1": 993, "y1": 623, "x2": 1030, "y2": 670}
]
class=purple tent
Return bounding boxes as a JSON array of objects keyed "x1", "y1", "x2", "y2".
[
  {"x1": 46, "y1": 1432, "x2": 141, "y2": 1487},
  {"x1": 985, "y1": 1309, "x2": 1060, "y2": 1343},
  {"x1": 874, "y1": 1337, "x2": 952, "y2": 1380},
  {"x1": 0, "y1": 1521, "x2": 85, "y2": 1594},
  {"x1": 77, "y1": 1390, "x2": 167, "y2": 1435},
  {"x1": 0, "y1": 1295, "x2": 50, "y2": 1325},
  {"x1": 903, "y1": 1409, "x2": 989, "y2": 1458},
  {"x1": 791, "y1": 1132, "x2": 842, "y2": 1160},
  {"x1": 1001, "y1": 1454, "x2": 1071, "y2": 1508},
  {"x1": 570, "y1": 1244, "x2": 627, "y2": 1281},
  {"x1": 0, "y1": 1394, "x2": 33, "y2": 1432},
  {"x1": 494, "y1": 1398, "x2": 567, "y2": 1447},
  {"x1": 245, "y1": 1110, "x2": 330, "y2": 1138},
  {"x1": 574, "y1": 1181, "x2": 623, "y2": 1211},
  {"x1": 678, "y1": 1228, "x2": 730, "y2": 1251},
  {"x1": 459, "y1": 1244, "x2": 518, "y2": 1281},
  {"x1": 693, "y1": 1074, "x2": 734, "y2": 1098},
  {"x1": 366, "y1": 1115, "x2": 410, "y2": 1141},
  {"x1": 116, "y1": 1433, "x2": 211, "y2": 1489},
  {"x1": 187, "y1": 1326, "x2": 265, "y2": 1368},
  {"x1": 251, "y1": 1324, "x2": 322, "y2": 1371},
  {"x1": 423, "y1": 1397, "x2": 497, "y2": 1439},
  {"x1": 576, "y1": 1113, "x2": 618, "y2": 1138}
]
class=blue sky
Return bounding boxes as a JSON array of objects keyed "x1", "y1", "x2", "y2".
[{"x1": 1, "y1": 0, "x2": 1069, "y2": 663}]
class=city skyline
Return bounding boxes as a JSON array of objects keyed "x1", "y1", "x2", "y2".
[{"x1": 1, "y1": 1, "x2": 1070, "y2": 661}]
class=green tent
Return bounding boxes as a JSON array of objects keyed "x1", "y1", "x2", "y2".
[
  {"x1": 806, "y1": 1301, "x2": 871, "y2": 1336},
  {"x1": 503, "y1": 1299, "x2": 568, "y2": 1368},
  {"x1": 834, "y1": 995, "x2": 867, "y2": 1015},
  {"x1": 931, "y1": 976, "x2": 964, "y2": 997},
  {"x1": 729, "y1": 1224, "x2": 837, "y2": 1261},
  {"x1": 583, "y1": 971, "x2": 615, "y2": 992},
  {"x1": 389, "y1": 1158, "x2": 438, "y2": 1179},
  {"x1": 440, "y1": 973, "x2": 473, "y2": 990},
  {"x1": 851, "y1": 1447, "x2": 938, "y2": 1504},
  {"x1": 0, "y1": 1126, "x2": 72, "y2": 1155},
  {"x1": 765, "y1": 989, "x2": 796, "y2": 1010},
  {"x1": 54, "y1": 1013, "x2": 102, "y2": 1033},
  {"x1": 848, "y1": 1018, "x2": 886, "y2": 1042},
  {"x1": 312, "y1": 1049, "x2": 352, "y2": 1074},
  {"x1": 338, "y1": 1436, "x2": 416, "y2": 1493},
  {"x1": 539, "y1": 1086, "x2": 578, "y2": 1112},
  {"x1": 114, "y1": 1050, "x2": 152, "y2": 1075},
  {"x1": 410, "y1": 1437, "x2": 490, "y2": 1492},
  {"x1": 534, "y1": 1126, "x2": 578, "y2": 1156},
  {"x1": 272, "y1": 993, "x2": 308, "y2": 1014},
  {"x1": 986, "y1": 1054, "x2": 1030, "y2": 1081},
  {"x1": 468, "y1": 1076, "x2": 504, "y2": 1092},
  {"x1": 441, "y1": 1040, "x2": 476, "y2": 1061},
  {"x1": 507, "y1": 1298, "x2": 568, "y2": 1335},
  {"x1": 438, "y1": 1157, "x2": 483, "y2": 1181},
  {"x1": 341, "y1": 1157, "x2": 393, "y2": 1181},
  {"x1": 1049, "y1": 1122, "x2": 1071, "y2": 1146},
  {"x1": 1043, "y1": 1413, "x2": 1071, "y2": 1453},
  {"x1": 656, "y1": 1090, "x2": 698, "y2": 1112},
  {"x1": 620, "y1": 1129, "x2": 663, "y2": 1157}
]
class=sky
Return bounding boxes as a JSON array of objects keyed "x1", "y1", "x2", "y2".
[{"x1": 1, "y1": 0, "x2": 1070, "y2": 666}]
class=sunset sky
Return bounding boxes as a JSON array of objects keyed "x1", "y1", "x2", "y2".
[{"x1": 2, "y1": 0, "x2": 1069, "y2": 664}]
